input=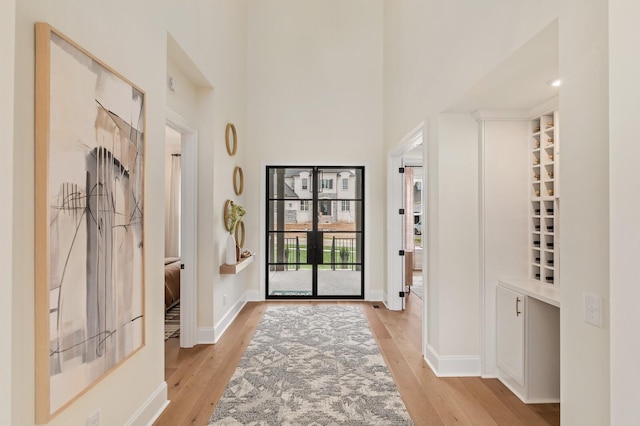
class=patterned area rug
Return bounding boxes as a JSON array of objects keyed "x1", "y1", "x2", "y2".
[
  {"x1": 208, "y1": 305, "x2": 413, "y2": 425},
  {"x1": 164, "y1": 303, "x2": 180, "y2": 340}
]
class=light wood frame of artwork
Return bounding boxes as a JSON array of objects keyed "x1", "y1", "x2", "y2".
[
  {"x1": 233, "y1": 166, "x2": 244, "y2": 195},
  {"x1": 225, "y1": 123, "x2": 237, "y2": 156},
  {"x1": 35, "y1": 23, "x2": 146, "y2": 422}
]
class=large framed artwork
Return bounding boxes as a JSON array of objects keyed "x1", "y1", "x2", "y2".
[{"x1": 34, "y1": 23, "x2": 145, "y2": 422}]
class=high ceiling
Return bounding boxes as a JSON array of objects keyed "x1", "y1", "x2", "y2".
[{"x1": 446, "y1": 20, "x2": 559, "y2": 113}]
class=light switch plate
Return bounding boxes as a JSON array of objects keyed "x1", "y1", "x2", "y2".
[{"x1": 584, "y1": 293, "x2": 603, "y2": 327}]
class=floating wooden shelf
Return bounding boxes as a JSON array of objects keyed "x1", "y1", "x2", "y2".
[{"x1": 220, "y1": 254, "x2": 254, "y2": 274}]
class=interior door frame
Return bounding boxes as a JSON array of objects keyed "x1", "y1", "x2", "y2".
[
  {"x1": 166, "y1": 108, "x2": 197, "y2": 348},
  {"x1": 386, "y1": 123, "x2": 426, "y2": 312},
  {"x1": 260, "y1": 161, "x2": 371, "y2": 301}
]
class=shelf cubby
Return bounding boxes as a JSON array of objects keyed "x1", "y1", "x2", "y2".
[
  {"x1": 532, "y1": 265, "x2": 541, "y2": 280},
  {"x1": 532, "y1": 249, "x2": 541, "y2": 265},
  {"x1": 530, "y1": 109, "x2": 559, "y2": 285}
]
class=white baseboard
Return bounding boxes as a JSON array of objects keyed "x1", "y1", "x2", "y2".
[
  {"x1": 198, "y1": 291, "x2": 260, "y2": 344},
  {"x1": 245, "y1": 289, "x2": 261, "y2": 301},
  {"x1": 125, "y1": 381, "x2": 169, "y2": 426},
  {"x1": 367, "y1": 290, "x2": 383, "y2": 301},
  {"x1": 197, "y1": 326, "x2": 216, "y2": 344},
  {"x1": 424, "y1": 344, "x2": 481, "y2": 377}
]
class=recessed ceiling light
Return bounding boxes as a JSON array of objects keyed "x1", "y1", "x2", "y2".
[{"x1": 547, "y1": 78, "x2": 562, "y2": 87}]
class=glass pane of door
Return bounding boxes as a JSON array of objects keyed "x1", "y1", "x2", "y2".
[
  {"x1": 316, "y1": 167, "x2": 363, "y2": 296},
  {"x1": 266, "y1": 168, "x2": 313, "y2": 296}
]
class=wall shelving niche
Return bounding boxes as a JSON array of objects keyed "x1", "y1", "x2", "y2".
[{"x1": 530, "y1": 111, "x2": 559, "y2": 285}]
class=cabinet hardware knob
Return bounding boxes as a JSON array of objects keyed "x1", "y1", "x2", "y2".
[{"x1": 516, "y1": 297, "x2": 522, "y2": 316}]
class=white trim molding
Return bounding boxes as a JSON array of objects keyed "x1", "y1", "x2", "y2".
[
  {"x1": 124, "y1": 381, "x2": 168, "y2": 426},
  {"x1": 471, "y1": 109, "x2": 529, "y2": 121},
  {"x1": 386, "y1": 123, "x2": 426, "y2": 312},
  {"x1": 197, "y1": 327, "x2": 216, "y2": 345},
  {"x1": 166, "y1": 107, "x2": 198, "y2": 348},
  {"x1": 424, "y1": 344, "x2": 481, "y2": 377},
  {"x1": 367, "y1": 290, "x2": 383, "y2": 301},
  {"x1": 198, "y1": 292, "x2": 256, "y2": 344},
  {"x1": 245, "y1": 290, "x2": 261, "y2": 302}
]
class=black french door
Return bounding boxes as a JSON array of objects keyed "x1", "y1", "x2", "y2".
[{"x1": 266, "y1": 166, "x2": 364, "y2": 299}]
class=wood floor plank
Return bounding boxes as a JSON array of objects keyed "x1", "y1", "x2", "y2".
[
  {"x1": 482, "y1": 379, "x2": 559, "y2": 426},
  {"x1": 156, "y1": 298, "x2": 560, "y2": 425},
  {"x1": 459, "y1": 377, "x2": 528, "y2": 425},
  {"x1": 364, "y1": 303, "x2": 477, "y2": 424}
]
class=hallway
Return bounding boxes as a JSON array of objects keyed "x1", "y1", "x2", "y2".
[{"x1": 157, "y1": 295, "x2": 559, "y2": 425}]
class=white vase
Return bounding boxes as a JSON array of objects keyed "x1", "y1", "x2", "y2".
[{"x1": 225, "y1": 233, "x2": 237, "y2": 265}]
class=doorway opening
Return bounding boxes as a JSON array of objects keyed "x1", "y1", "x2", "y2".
[
  {"x1": 164, "y1": 126, "x2": 182, "y2": 344},
  {"x1": 386, "y1": 125, "x2": 424, "y2": 312},
  {"x1": 164, "y1": 110, "x2": 198, "y2": 348},
  {"x1": 265, "y1": 166, "x2": 365, "y2": 299},
  {"x1": 404, "y1": 165, "x2": 423, "y2": 302}
]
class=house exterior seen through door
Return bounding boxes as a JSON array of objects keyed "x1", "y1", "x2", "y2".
[{"x1": 266, "y1": 166, "x2": 364, "y2": 299}]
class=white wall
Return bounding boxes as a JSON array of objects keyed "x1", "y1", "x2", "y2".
[
  {"x1": 430, "y1": 114, "x2": 480, "y2": 359},
  {"x1": 246, "y1": 0, "x2": 384, "y2": 297},
  {"x1": 1, "y1": 1, "x2": 15, "y2": 425},
  {"x1": 197, "y1": 1, "x2": 249, "y2": 332},
  {"x1": 609, "y1": 0, "x2": 640, "y2": 423},
  {"x1": 167, "y1": 60, "x2": 201, "y2": 127},
  {"x1": 165, "y1": 0, "x2": 249, "y2": 338},
  {"x1": 478, "y1": 118, "x2": 530, "y2": 376},
  {"x1": 559, "y1": 0, "x2": 610, "y2": 424},
  {"x1": 9, "y1": 1, "x2": 247, "y2": 424},
  {"x1": 383, "y1": 0, "x2": 558, "y2": 147}
]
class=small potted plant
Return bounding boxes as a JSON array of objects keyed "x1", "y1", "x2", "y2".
[
  {"x1": 228, "y1": 202, "x2": 246, "y2": 234},
  {"x1": 225, "y1": 201, "x2": 246, "y2": 265}
]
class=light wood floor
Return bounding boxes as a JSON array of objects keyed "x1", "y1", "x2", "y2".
[{"x1": 156, "y1": 294, "x2": 559, "y2": 425}]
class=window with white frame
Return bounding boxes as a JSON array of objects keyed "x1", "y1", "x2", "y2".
[
  {"x1": 321, "y1": 178, "x2": 333, "y2": 190},
  {"x1": 342, "y1": 178, "x2": 348, "y2": 190},
  {"x1": 302, "y1": 178, "x2": 308, "y2": 190},
  {"x1": 300, "y1": 200, "x2": 310, "y2": 211},
  {"x1": 341, "y1": 200, "x2": 350, "y2": 211}
]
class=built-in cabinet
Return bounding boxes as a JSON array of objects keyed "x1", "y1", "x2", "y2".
[
  {"x1": 530, "y1": 111, "x2": 559, "y2": 284},
  {"x1": 497, "y1": 281, "x2": 560, "y2": 403},
  {"x1": 494, "y1": 102, "x2": 561, "y2": 404}
]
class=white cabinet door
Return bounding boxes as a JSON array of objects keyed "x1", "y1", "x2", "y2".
[{"x1": 497, "y1": 286, "x2": 525, "y2": 386}]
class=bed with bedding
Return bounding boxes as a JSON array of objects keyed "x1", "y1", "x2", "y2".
[{"x1": 164, "y1": 257, "x2": 181, "y2": 311}]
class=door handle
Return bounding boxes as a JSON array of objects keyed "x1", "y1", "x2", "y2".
[
  {"x1": 515, "y1": 297, "x2": 522, "y2": 317},
  {"x1": 306, "y1": 231, "x2": 323, "y2": 264}
]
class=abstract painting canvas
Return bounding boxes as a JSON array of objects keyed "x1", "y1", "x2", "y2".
[{"x1": 34, "y1": 23, "x2": 145, "y2": 422}]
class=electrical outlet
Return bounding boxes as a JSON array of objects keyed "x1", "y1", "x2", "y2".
[
  {"x1": 88, "y1": 410, "x2": 100, "y2": 426},
  {"x1": 584, "y1": 293, "x2": 603, "y2": 327}
]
